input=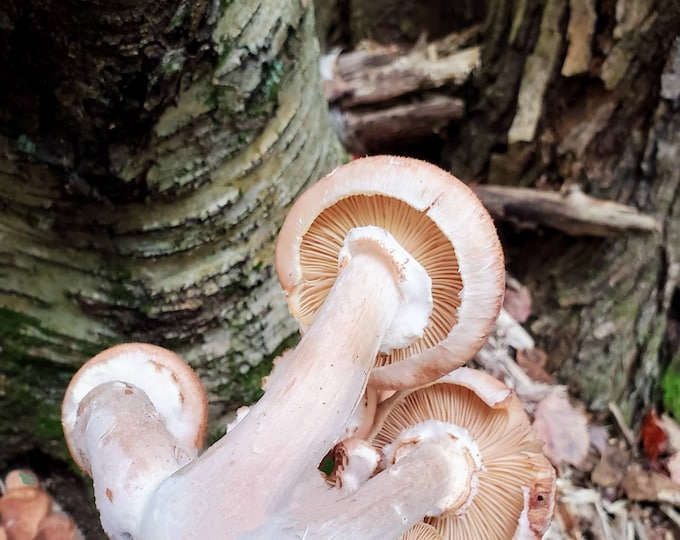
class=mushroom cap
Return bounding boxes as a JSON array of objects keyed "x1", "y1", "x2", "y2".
[
  {"x1": 35, "y1": 513, "x2": 83, "y2": 540},
  {"x1": 61, "y1": 343, "x2": 208, "y2": 473},
  {"x1": 0, "y1": 470, "x2": 52, "y2": 540},
  {"x1": 369, "y1": 368, "x2": 555, "y2": 540},
  {"x1": 275, "y1": 155, "x2": 504, "y2": 390}
]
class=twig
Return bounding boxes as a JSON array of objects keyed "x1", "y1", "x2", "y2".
[
  {"x1": 607, "y1": 402, "x2": 637, "y2": 448},
  {"x1": 474, "y1": 184, "x2": 660, "y2": 237}
]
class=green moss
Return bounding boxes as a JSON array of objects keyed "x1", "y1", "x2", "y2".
[
  {"x1": 0, "y1": 308, "x2": 106, "y2": 466},
  {"x1": 663, "y1": 368, "x2": 680, "y2": 421}
]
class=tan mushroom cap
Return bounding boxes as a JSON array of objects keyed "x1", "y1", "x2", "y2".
[
  {"x1": 369, "y1": 368, "x2": 556, "y2": 540},
  {"x1": 0, "y1": 470, "x2": 52, "y2": 540},
  {"x1": 401, "y1": 522, "x2": 444, "y2": 540},
  {"x1": 35, "y1": 513, "x2": 84, "y2": 540},
  {"x1": 61, "y1": 343, "x2": 208, "y2": 473},
  {"x1": 275, "y1": 155, "x2": 504, "y2": 390}
]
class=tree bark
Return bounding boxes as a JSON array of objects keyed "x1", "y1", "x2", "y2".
[
  {"x1": 0, "y1": 0, "x2": 342, "y2": 465},
  {"x1": 443, "y1": 0, "x2": 680, "y2": 421}
]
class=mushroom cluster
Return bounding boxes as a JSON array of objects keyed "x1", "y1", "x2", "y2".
[
  {"x1": 0, "y1": 469, "x2": 83, "y2": 540},
  {"x1": 60, "y1": 156, "x2": 556, "y2": 539}
]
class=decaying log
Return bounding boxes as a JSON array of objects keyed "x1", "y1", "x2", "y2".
[
  {"x1": 474, "y1": 184, "x2": 661, "y2": 237},
  {"x1": 330, "y1": 94, "x2": 464, "y2": 155},
  {"x1": 322, "y1": 27, "x2": 480, "y2": 153}
]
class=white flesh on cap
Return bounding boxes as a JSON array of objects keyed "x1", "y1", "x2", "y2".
[
  {"x1": 338, "y1": 226, "x2": 433, "y2": 354},
  {"x1": 60, "y1": 344, "x2": 207, "y2": 540},
  {"x1": 62, "y1": 343, "x2": 207, "y2": 466},
  {"x1": 141, "y1": 230, "x2": 435, "y2": 539}
]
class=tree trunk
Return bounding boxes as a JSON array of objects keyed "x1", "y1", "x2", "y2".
[
  {"x1": 0, "y1": 0, "x2": 342, "y2": 467},
  {"x1": 443, "y1": 0, "x2": 680, "y2": 421}
]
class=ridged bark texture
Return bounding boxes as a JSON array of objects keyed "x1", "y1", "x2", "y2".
[{"x1": 0, "y1": 0, "x2": 342, "y2": 463}]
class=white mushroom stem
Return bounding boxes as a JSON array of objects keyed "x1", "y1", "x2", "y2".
[
  {"x1": 246, "y1": 441, "x2": 473, "y2": 540},
  {"x1": 72, "y1": 382, "x2": 196, "y2": 539},
  {"x1": 141, "y1": 228, "x2": 433, "y2": 538}
]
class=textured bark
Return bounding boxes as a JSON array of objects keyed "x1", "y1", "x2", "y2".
[
  {"x1": 443, "y1": 0, "x2": 680, "y2": 420},
  {"x1": 0, "y1": 0, "x2": 342, "y2": 465}
]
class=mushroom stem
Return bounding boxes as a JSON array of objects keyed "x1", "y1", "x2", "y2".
[
  {"x1": 72, "y1": 381, "x2": 196, "y2": 539},
  {"x1": 249, "y1": 441, "x2": 473, "y2": 540},
  {"x1": 142, "y1": 230, "x2": 432, "y2": 538}
]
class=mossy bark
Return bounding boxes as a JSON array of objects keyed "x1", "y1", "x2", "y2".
[
  {"x1": 0, "y1": 0, "x2": 342, "y2": 465},
  {"x1": 443, "y1": 0, "x2": 680, "y2": 421}
]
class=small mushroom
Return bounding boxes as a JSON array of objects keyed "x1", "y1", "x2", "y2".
[
  {"x1": 369, "y1": 368, "x2": 556, "y2": 540},
  {"x1": 324, "y1": 437, "x2": 381, "y2": 493},
  {"x1": 61, "y1": 343, "x2": 207, "y2": 539},
  {"x1": 35, "y1": 513, "x2": 84, "y2": 540},
  {"x1": 0, "y1": 470, "x2": 51, "y2": 540}
]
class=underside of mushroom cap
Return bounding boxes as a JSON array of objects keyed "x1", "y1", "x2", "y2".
[
  {"x1": 61, "y1": 343, "x2": 208, "y2": 472},
  {"x1": 401, "y1": 522, "x2": 444, "y2": 540},
  {"x1": 275, "y1": 155, "x2": 504, "y2": 391},
  {"x1": 370, "y1": 368, "x2": 555, "y2": 540}
]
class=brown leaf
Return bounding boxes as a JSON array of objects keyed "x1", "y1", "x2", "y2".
[
  {"x1": 621, "y1": 463, "x2": 680, "y2": 504},
  {"x1": 532, "y1": 393, "x2": 590, "y2": 468},
  {"x1": 516, "y1": 347, "x2": 553, "y2": 384},
  {"x1": 591, "y1": 444, "x2": 630, "y2": 488},
  {"x1": 640, "y1": 410, "x2": 668, "y2": 466}
]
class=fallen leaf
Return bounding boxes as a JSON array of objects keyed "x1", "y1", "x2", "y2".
[
  {"x1": 640, "y1": 410, "x2": 668, "y2": 465},
  {"x1": 588, "y1": 425, "x2": 610, "y2": 456},
  {"x1": 621, "y1": 463, "x2": 680, "y2": 505},
  {"x1": 532, "y1": 393, "x2": 590, "y2": 468},
  {"x1": 591, "y1": 444, "x2": 630, "y2": 488},
  {"x1": 504, "y1": 278, "x2": 532, "y2": 323},
  {"x1": 667, "y1": 452, "x2": 680, "y2": 485},
  {"x1": 516, "y1": 347, "x2": 552, "y2": 384}
]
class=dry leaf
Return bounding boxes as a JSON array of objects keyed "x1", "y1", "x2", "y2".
[
  {"x1": 621, "y1": 463, "x2": 680, "y2": 504},
  {"x1": 504, "y1": 278, "x2": 532, "y2": 323},
  {"x1": 516, "y1": 347, "x2": 552, "y2": 384},
  {"x1": 591, "y1": 444, "x2": 630, "y2": 488},
  {"x1": 533, "y1": 393, "x2": 590, "y2": 468}
]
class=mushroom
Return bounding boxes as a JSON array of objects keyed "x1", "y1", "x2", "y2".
[
  {"x1": 0, "y1": 470, "x2": 51, "y2": 540},
  {"x1": 136, "y1": 156, "x2": 504, "y2": 536},
  {"x1": 61, "y1": 343, "x2": 207, "y2": 539},
  {"x1": 276, "y1": 155, "x2": 505, "y2": 390},
  {"x1": 0, "y1": 470, "x2": 82, "y2": 540},
  {"x1": 35, "y1": 513, "x2": 84, "y2": 540},
  {"x1": 368, "y1": 368, "x2": 556, "y2": 539},
  {"x1": 62, "y1": 156, "x2": 513, "y2": 539}
]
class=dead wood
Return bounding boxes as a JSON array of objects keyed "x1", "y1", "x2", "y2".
[{"x1": 474, "y1": 184, "x2": 661, "y2": 237}]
